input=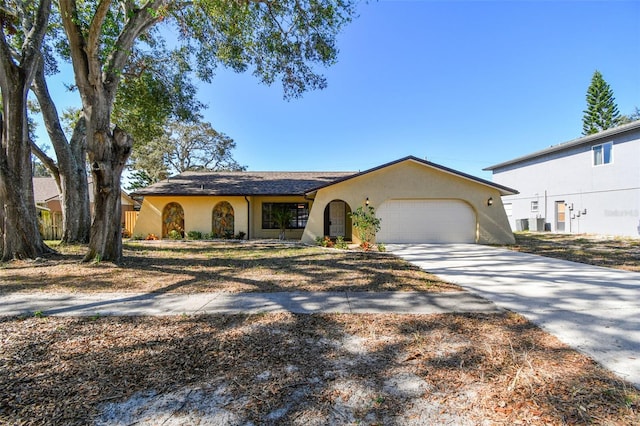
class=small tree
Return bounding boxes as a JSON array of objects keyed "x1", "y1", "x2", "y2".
[
  {"x1": 582, "y1": 70, "x2": 621, "y2": 135},
  {"x1": 349, "y1": 205, "x2": 381, "y2": 249},
  {"x1": 272, "y1": 207, "x2": 294, "y2": 240}
]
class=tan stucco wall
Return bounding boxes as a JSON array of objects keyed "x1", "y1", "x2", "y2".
[
  {"x1": 301, "y1": 160, "x2": 515, "y2": 245},
  {"x1": 133, "y1": 196, "x2": 250, "y2": 238},
  {"x1": 133, "y1": 195, "x2": 311, "y2": 240}
]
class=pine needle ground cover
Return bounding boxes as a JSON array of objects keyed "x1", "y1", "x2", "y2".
[
  {"x1": 2, "y1": 237, "x2": 639, "y2": 424},
  {"x1": 509, "y1": 233, "x2": 640, "y2": 272},
  {"x1": 0, "y1": 241, "x2": 457, "y2": 294},
  {"x1": 2, "y1": 313, "x2": 638, "y2": 425}
]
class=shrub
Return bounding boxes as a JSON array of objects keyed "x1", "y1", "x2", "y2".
[
  {"x1": 315, "y1": 236, "x2": 336, "y2": 247},
  {"x1": 335, "y1": 235, "x2": 349, "y2": 250},
  {"x1": 377, "y1": 242, "x2": 386, "y2": 252},
  {"x1": 349, "y1": 205, "x2": 381, "y2": 247},
  {"x1": 121, "y1": 228, "x2": 131, "y2": 238},
  {"x1": 323, "y1": 236, "x2": 334, "y2": 248},
  {"x1": 168, "y1": 230, "x2": 183, "y2": 240},
  {"x1": 145, "y1": 233, "x2": 159, "y2": 241},
  {"x1": 187, "y1": 230, "x2": 203, "y2": 240},
  {"x1": 235, "y1": 231, "x2": 246, "y2": 240},
  {"x1": 132, "y1": 233, "x2": 145, "y2": 240},
  {"x1": 360, "y1": 241, "x2": 373, "y2": 251}
]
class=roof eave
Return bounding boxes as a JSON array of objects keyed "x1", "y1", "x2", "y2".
[{"x1": 485, "y1": 120, "x2": 640, "y2": 171}]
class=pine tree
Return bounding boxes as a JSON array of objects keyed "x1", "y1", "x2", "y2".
[{"x1": 582, "y1": 70, "x2": 621, "y2": 135}]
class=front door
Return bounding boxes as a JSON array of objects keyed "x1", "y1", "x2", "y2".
[
  {"x1": 329, "y1": 201, "x2": 346, "y2": 237},
  {"x1": 555, "y1": 201, "x2": 566, "y2": 232}
]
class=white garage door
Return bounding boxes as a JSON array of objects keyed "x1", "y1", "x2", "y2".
[{"x1": 377, "y1": 199, "x2": 476, "y2": 243}]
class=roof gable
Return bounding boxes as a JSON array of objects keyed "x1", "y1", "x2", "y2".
[{"x1": 305, "y1": 156, "x2": 518, "y2": 196}]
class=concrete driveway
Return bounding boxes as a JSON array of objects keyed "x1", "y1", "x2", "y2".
[{"x1": 388, "y1": 243, "x2": 640, "y2": 389}]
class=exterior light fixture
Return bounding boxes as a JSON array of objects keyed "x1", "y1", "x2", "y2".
[
  {"x1": 487, "y1": 197, "x2": 494, "y2": 206},
  {"x1": 365, "y1": 197, "x2": 370, "y2": 206}
]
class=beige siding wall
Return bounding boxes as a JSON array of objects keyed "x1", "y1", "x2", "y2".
[
  {"x1": 133, "y1": 196, "x2": 249, "y2": 238},
  {"x1": 302, "y1": 160, "x2": 515, "y2": 245},
  {"x1": 133, "y1": 195, "x2": 311, "y2": 240}
]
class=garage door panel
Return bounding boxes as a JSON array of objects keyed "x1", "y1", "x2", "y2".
[{"x1": 377, "y1": 200, "x2": 476, "y2": 243}]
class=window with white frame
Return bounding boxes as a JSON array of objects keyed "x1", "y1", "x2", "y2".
[
  {"x1": 593, "y1": 142, "x2": 613, "y2": 166},
  {"x1": 530, "y1": 201, "x2": 539, "y2": 212}
]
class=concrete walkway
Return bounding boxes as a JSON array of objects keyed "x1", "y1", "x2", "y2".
[
  {"x1": 0, "y1": 291, "x2": 499, "y2": 317},
  {"x1": 388, "y1": 243, "x2": 640, "y2": 389}
]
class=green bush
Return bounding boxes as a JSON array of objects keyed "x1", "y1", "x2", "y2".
[
  {"x1": 377, "y1": 242, "x2": 386, "y2": 252},
  {"x1": 187, "y1": 230, "x2": 203, "y2": 240},
  {"x1": 349, "y1": 205, "x2": 381, "y2": 246},
  {"x1": 335, "y1": 236, "x2": 349, "y2": 250},
  {"x1": 132, "y1": 233, "x2": 145, "y2": 240},
  {"x1": 168, "y1": 230, "x2": 183, "y2": 240},
  {"x1": 235, "y1": 231, "x2": 246, "y2": 240}
]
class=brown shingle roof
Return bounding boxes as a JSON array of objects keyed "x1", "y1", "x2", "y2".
[
  {"x1": 32, "y1": 177, "x2": 60, "y2": 203},
  {"x1": 131, "y1": 171, "x2": 357, "y2": 197}
]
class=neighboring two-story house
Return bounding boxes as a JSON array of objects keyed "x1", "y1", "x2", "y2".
[{"x1": 485, "y1": 120, "x2": 640, "y2": 237}]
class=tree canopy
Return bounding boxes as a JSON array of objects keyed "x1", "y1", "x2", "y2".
[
  {"x1": 127, "y1": 119, "x2": 246, "y2": 190},
  {"x1": 2, "y1": 0, "x2": 358, "y2": 262},
  {"x1": 582, "y1": 70, "x2": 621, "y2": 135}
]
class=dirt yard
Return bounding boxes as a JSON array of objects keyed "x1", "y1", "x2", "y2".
[
  {"x1": 2, "y1": 313, "x2": 638, "y2": 425},
  {"x1": 510, "y1": 232, "x2": 640, "y2": 272},
  {"x1": 1, "y1": 236, "x2": 639, "y2": 424},
  {"x1": 0, "y1": 241, "x2": 457, "y2": 294}
]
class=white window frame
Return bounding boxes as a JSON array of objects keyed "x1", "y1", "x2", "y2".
[
  {"x1": 530, "y1": 201, "x2": 539, "y2": 213},
  {"x1": 593, "y1": 141, "x2": 613, "y2": 166}
]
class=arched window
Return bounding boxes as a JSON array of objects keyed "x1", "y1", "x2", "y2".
[
  {"x1": 212, "y1": 201, "x2": 234, "y2": 238},
  {"x1": 162, "y1": 202, "x2": 184, "y2": 238}
]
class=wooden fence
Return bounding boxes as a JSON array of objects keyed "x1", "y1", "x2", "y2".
[{"x1": 124, "y1": 211, "x2": 139, "y2": 237}]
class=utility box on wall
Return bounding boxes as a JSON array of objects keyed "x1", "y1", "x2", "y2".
[
  {"x1": 515, "y1": 219, "x2": 529, "y2": 231},
  {"x1": 529, "y1": 218, "x2": 545, "y2": 231}
]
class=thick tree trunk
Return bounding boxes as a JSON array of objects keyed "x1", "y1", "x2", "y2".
[
  {"x1": 0, "y1": 0, "x2": 52, "y2": 260},
  {"x1": 83, "y1": 125, "x2": 132, "y2": 264},
  {"x1": 60, "y1": 163, "x2": 91, "y2": 244},
  {"x1": 32, "y1": 66, "x2": 91, "y2": 244},
  {"x1": 0, "y1": 84, "x2": 52, "y2": 261}
]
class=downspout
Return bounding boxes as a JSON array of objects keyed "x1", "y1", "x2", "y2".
[{"x1": 244, "y1": 196, "x2": 250, "y2": 239}]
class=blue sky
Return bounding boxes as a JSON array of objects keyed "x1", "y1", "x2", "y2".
[{"x1": 39, "y1": 0, "x2": 640, "y2": 180}]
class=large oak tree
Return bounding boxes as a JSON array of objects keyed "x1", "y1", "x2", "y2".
[
  {"x1": 2, "y1": 0, "x2": 355, "y2": 263},
  {"x1": 0, "y1": 0, "x2": 54, "y2": 260},
  {"x1": 57, "y1": 0, "x2": 356, "y2": 263}
]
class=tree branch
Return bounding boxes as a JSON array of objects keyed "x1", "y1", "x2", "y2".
[
  {"x1": 103, "y1": 0, "x2": 164, "y2": 94},
  {"x1": 87, "y1": 1, "x2": 113, "y2": 68},
  {"x1": 32, "y1": 59, "x2": 73, "y2": 169},
  {"x1": 58, "y1": 0, "x2": 92, "y2": 97},
  {"x1": 30, "y1": 139, "x2": 60, "y2": 185}
]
